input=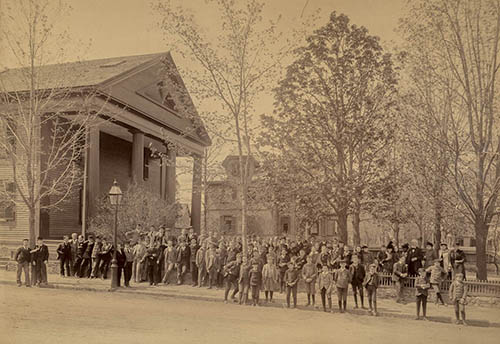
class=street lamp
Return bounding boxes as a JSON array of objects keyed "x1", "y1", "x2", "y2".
[{"x1": 109, "y1": 180, "x2": 122, "y2": 289}]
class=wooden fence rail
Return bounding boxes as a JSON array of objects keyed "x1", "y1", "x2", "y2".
[{"x1": 377, "y1": 274, "x2": 500, "y2": 297}]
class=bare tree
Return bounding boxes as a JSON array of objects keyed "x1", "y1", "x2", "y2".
[
  {"x1": 0, "y1": 0, "x2": 106, "y2": 246},
  {"x1": 401, "y1": 0, "x2": 500, "y2": 279},
  {"x1": 153, "y1": 0, "x2": 292, "y2": 256}
]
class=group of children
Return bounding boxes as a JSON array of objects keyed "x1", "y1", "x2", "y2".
[{"x1": 15, "y1": 230, "x2": 470, "y2": 325}]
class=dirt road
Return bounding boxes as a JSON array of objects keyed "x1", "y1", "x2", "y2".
[{"x1": 1, "y1": 284, "x2": 499, "y2": 344}]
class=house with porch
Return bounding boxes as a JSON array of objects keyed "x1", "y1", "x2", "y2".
[{"x1": 0, "y1": 52, "x2": 210, "y2": 247}]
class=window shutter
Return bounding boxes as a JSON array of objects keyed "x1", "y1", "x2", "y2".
[
  {"x1": 220, "y1": 215, "x2": 225, "y2": 233},
  {"x1": 4, "y1": 204, "x2": 15, "y2": 221},
  {"x1": 6, "y1": 182, "x2": 15, "y2": 194}
]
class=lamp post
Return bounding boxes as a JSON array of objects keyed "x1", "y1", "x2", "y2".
[{"x1": 109, "y1": 180, "x2": 123, "y2": 289}]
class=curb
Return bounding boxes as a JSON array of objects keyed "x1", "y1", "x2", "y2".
[
  {"x1": 0, "y1": 279, "x2": 223, "y2": 304},
  {"x1": 1, "y1": 279, "x2": 495, "y2": 327}
]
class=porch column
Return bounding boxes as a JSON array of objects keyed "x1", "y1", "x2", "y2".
[
  {"x1": 131, "y1": 130, "x2": 144, "y2": 183},
  {"x1": 87, "y1": 126, "x2": 100, "y2": 220},
  {"x1": 191, "y1": 154, "x2": 202, "y2": 234},
  {"x1": 165, "y1": 146, "x2": 177, "y2": 227}
]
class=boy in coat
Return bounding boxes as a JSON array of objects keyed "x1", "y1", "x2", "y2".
[
  {"x1": 449, "y1": 273, "x2": 468, "y2": 325},
  {"x1": 249, "y1": 263, "x2": 262, "y2": 306},
  {"x1": 392, "y1": 255, "x2": 408, "y2": 303},
  {"x1": 223, "y1": 254, "x2": 241, "y2": 303},
  {"x1": 162, "y1": 240, "x2": 177, "y2": 284},
  {"x1": 415, "y1": 267, "x2": 430, "y2": 320},
  {"x1": 302, "y1": 255, "x2": 318, "y2": 307},
  {"x1": 349, "y1": 254, "x2": 366, "y2": 309},
  {"x1": 176, "y1": 240, "x2": 190, "y2": 285},
  {"x1": 426, "y1": 259, "x2": 446, "y2": 305},
  {"x1": 206, "y1": 246, "x2": 219, "y2": 289},
  {"x1": 31, "y1": 237, "x2": 49, "y2": 286},
  {"x1": 284, "y1": 262, "x2": 300, "y2": 308},
  {"x1": 90, "y1": 236, "x2": 102, "y2": 278},
  {"x1": 363, "y1": 263, "x2": 380, "y2": 316},
  {"x1": 238, "y1": 259, "x2": 251, "y2": 305},
  {"x1": 189, "y1": 239, "x2": 199, "y2": 286},
  {"x1": 56, "y1": 235, "x2": 72, "y2": 277},
  {"x1": 15, "y1": 239, "x2": 31, "y2": 287},
  {"x1": 81, "y1": 236, "x2": 94, "y2": 278},
  {"x1": 196, "y1": 242, "x2": 207, "y2": 287},
  {"x1": 334, "y1": 259, "x2": 351, "y2": 313},
  {"x1": 277, "y1": 249, "x2": 290, "y2": 293},
  {"x1": 318, "y1": 265, "x2": 334, "y2": 312}
]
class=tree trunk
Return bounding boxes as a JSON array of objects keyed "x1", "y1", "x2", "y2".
[
  {"x1": 337, "y1": 208, "x2": 348, "y2": 244},
  {"x1": 393, "y1": 221, "x2": 400, "y2": 247},
  {"x1": 475, "y1": 218, "x2": 488, "y2": 280},
  {"x1": 202, "y1": 150, "x2": 208, "y2": 237},
  {"x1": 240, "y1": 183, "x2": 247, "y2": 257},
  {"x1": 433, "y1": 196, "x2": 442, "y2": 246},
  {"x1": 29, "y1": 207, "x2": 36, "y2": 247},
  {"x1": 352, "y1": 207, "x2": 361, "y2": 246}
]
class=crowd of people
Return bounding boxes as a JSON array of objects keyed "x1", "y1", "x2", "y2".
[{"x1": 14, "y1": 227, "x2": 470, "y2": 325}]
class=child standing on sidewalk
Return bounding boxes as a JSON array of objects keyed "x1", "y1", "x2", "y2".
[
  {"x1": 262, "y1": 254, "x2": 279, "y2": 303},
  {"x1": 285, "y1": 262, "x2": 300, "y2": 308},
  {"x1": 238, "y1": 259, "x2": 251, "y2": 305},
  {"x1": 363, "y1": 263, "x2": 379, "y2": 316},
  {"x1": 318, "y1": 265, "x2": 334, "y2": 312},
  {"x1": 449, "y1": 273, "x2": 468, "y2": 325},
  {"x1": 302, "y1": 255, "x2": 318, "y2": 307},
  {"x1": 249, "y1": 263, "x2": 262, "y2": 306},
  {"x1": 426, "y1": 259, "x2": 446, "y2": 306},
  {"x1": 415, "y1": 267, "x2": 430, "y2": 321},
  {"x1": 334, "y1": 259, "x2": 351, "y2": 313}
]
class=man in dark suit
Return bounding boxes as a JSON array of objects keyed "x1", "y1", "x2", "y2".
[
  {"x1": 31, "y1": 237, "x2": 49, "y2": 286},
  {"x1": 69, "y1": 233, "x2": 79, "y2": 276},
  {"x1": 81, "y1": 236, "x2": 94, "y2": 278},
  {"x1": 406, "y1": 239, "x2": 423, "y2": 276},
  {"x1": 56, "y1": 235, "x2": 72, "y2": 277},
  {"x1": 73, "y1": 235, "x2": 87, "y2": 278},
  {"x1": 116, "y1": 242, "x2": 127, "y2": 287}
]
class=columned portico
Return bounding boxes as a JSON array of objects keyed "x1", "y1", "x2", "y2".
[
  {"x1": 87, "y1": 126, "x2": 100, "y2": 220},
  {"x1": 191, "y1": 154, "x2": 202, "y2": 233},
  {"x1": 131, "y1": 129, "x2": 144, "y2": 183},
  {"x1": 165, "y1": 146, "x2": 177, "y2": 227}
]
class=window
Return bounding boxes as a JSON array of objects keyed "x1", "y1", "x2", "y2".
[
  {"x1": 280, "y1": 216, "x2": 290, "y2": 234},
  {"x1": 221, "y1": 215, "x2": 235, "y2": 233},
  {"x1": 0, "y1": 181, "x2": 16, "y2": 221},
  {"x1": 310, "y1": 222, "x2": 319, "y2": 235},
  {"x1": 283, "y1": 223, "x2": 289, "y2": 234},
  {"x1": 470, "y1": 237, "x2": 476, "y2": 247}
]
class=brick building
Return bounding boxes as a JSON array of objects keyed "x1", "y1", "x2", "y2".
[
  {"x1": 205, "y1": 155, "x2": 342, "y2": 239},
  {"x1": 0, "y1": 52, "x2": 210, "y2": 245}
]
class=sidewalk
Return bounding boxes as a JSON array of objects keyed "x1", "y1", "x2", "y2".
[{"x1": 1, "y1": 269, "x2": 500, "y2": 328}]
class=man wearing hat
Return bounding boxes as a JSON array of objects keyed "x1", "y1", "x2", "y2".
[
  {"x1": 438, "y1": 243, "x2": 452, "y2": 280},
  {"x1": 450, "y1": 242, "x2": 466, "y2": 280},
  {"x1": 406, "y1": 239, "x2": 423, "y2": 276}
]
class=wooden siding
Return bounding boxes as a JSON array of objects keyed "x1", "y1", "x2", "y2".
[{"x1": 0, "y1": 159, "x2": 29, "y2": 242}]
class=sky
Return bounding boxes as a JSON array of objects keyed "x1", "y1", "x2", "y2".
[{"x1": 0, "y1": 0, "x2": 407, "y2": 204}]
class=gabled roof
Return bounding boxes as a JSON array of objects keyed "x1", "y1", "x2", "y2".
[
  {"x1": 0, "y1": 52, "x2": 211, "y2": 147},
  {"x1": 0, "y1": 52, "x2": 167, "y2": 92}
]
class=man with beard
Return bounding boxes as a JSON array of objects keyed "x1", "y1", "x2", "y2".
[{"x1": 406, "y1": 239, "x2": 424, "y2": 276}]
